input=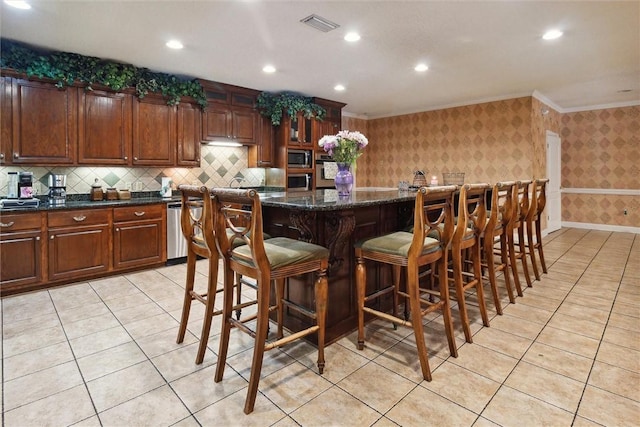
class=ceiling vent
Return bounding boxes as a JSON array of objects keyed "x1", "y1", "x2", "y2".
[{"x1": 300, "y1": 14, "x2": 340, "y2": 32}]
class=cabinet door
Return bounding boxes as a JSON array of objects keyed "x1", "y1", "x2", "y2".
[
  {"x1": 286, "y1": 113, "x2": 313, "y2": 147},
  {"x1": 231, "y1": 108, "x2": 257, "y2": 144},
  {"x1": 202, "y1": 104, "x2": 230, "y2": 140},
  {"x1": 132, "y1": 96, "x2": 175, "y2": 166},
  {"x1": 315, "y1": 119, "x2": 340, "y2": 152},
  {"x1": 113, "y1": 219, "x2": 164, "y2": 269},
  {"x1": 0, "y1": 230, "x2": 42, "y2": 289},
  {"x1": 177, "y1": 102, "x2": 201, "y2": 166},
  {"x1": 249, "y1": 115, "x2": 274, "y2": 167},
  {"x1": 11, "y1": 79, "x2": 77, "y2": 164},
  {"x1": 0, "y1": 77, "x2": 11, "y2": 165},
  {"x1": 78, "y1": 90, "x2": 132, "y2": 165},
  {"x1": 48, "y1": 224, "x2": 110, "y2": 281}
]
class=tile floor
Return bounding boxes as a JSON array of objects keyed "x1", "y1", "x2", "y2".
[{"x1": 1, "y1": 228, "x2": 639, "y2": 426}]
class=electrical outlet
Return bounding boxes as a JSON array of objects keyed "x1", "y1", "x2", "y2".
[
  {"x1": 125, "y1": 181, "x2": 132, "y2": 190},
  {"x1": 133, "y1": 181, "x2": 143, "y2": 191}
]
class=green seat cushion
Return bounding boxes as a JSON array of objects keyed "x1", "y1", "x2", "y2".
[
  {"x1": 232, "y1": 236, "x2": 329, "y2": 269},
  {"x1": 226, "y1": 228, "x2": 270, "y2": 249},
  {"x1": 355, "y1": 231, "x2": 441, "y2": 257}
]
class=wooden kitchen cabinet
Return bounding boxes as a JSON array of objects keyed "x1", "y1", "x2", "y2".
[
  {"x1": 202, "y1": 103, "x2": 257, "y2": 144},
  {"x1": 11, "y1": 78, "x2": 77, "y2": 165},
  {"x1": 78, "y1": 89, "x2": 133, "y2": 165},
  {"x1": 313, "y1": 98, "x2": 345, "y2": 152},
  {"x1": 248, "y1": 115, "x2": 274, "y2": 167},
  {"x1": 176, "y1": 101, "x2": 202, "y2": 166},
  {"x1": 0, "y1": 212, "x2": 44, "y2": 292},
  {"x1": 0, "y1": 77, "x2": 12, "y2": 165},
  {"x1": 132, "y1": 95, "x2": 176, "y2": 166},
  {"x1": 47, "y1": 209, "x2": 111, "y2": 282},
  {"x1": 113, "y1": 204, "x2": 166, "y2": 269}
]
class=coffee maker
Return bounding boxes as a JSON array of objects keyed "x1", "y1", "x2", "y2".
[
  {"x1": 18, "y1": 172, "x2": 34, "y2": 199},
  {"x1": 47, "y1": 173, "x2": 67, "y2": 205}
]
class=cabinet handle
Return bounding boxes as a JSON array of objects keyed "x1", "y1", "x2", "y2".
[
  {"x1": 36, "y1": 236, "x2": 40, "y2": 241},
  {"x1": 13, "y1": 153, "x2": 19, "y2": 159},
  {"x1": 134, "y1": 211, "x2": 145, "y2": 217},
  {"x1": 73, "y1": 215, "x2": 87, "y2": 222},
  {"x1": 134, "y1": 157, "x2": 138, "y2": 161},
  {"x1": 0, "y1": 153, "x2": 4, "y2": 159},
  {"x1": 50, "y1": 235, "x2": 55, "y2": 240},
  {"x1": 124, "y1": 156, "x2": 128, "y2": 160},
  {"x1": 116, "y1": 228, "x2": 120, "y2": 232},
  {"x1": 0, "y1": 221, "x2": 14, "y2": 228}
]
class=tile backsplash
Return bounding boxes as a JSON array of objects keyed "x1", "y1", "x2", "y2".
[{"x1": 0, "y1": 145, "x2": 284, "y2": 197}]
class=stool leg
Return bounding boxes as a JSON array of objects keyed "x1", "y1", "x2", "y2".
[
  {"x1": 392, "y1": 264, "x2": 401, "y2": 327},
  {"x1": 483, "y1": 236, "x2": 503, "y2": 315},
  {"x1": 472, "y1": 242, "x2": 490, "y2": 327},
  {"x1": 355, "y1": 255, "x2": 366, "y2": 351},
  {"x1": 195, "y1": 256, "x2": 218, "y2": 364},
  {"x1": 407, "y1": 259, "x2": 432, "y2": 381},
  {"x1": 507, "y1": 229, "x2": 524, "y2": 297},
  {"x1": 518, "y1": 224, "x2": 533, "y2": 287},
  {"x1": 244, "y1": 273, "x2": 271, "y2": 415},
  {"x1": 276, "y1": 278, "x2": 285, "y2": 340},
  {"x1": 177, "y1": 250, "x2": 196, "y2": 344},
  {"x1": 439, "y1": 254, "x2": 458, "y2": 358},
  {"x1": 214, "y1": 262, "x2": 235, "y2": 383},
  {"x1": 535, "y1": 218, "x2": 548, "y2": 273},
  {"x1": 498, "y1": 233, "x2": 516, "y2": 304},
  {"x1": 235, "y1": 272, "x2": 242, "y2": 320},
  {"x1": 527, "y1": 219, "x2": 540, "y2": 281},
  {"x1": 452, "y1": 246, "x2": 472, "y2": 343},
  {"x1": 315, "y1": 270, "x2": 328, "y2": 375}
]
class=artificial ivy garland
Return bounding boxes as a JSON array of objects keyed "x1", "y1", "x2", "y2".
[
  {"x1": 0, "y1": 39, "x2": 207, "y2": 108},
  {"x1": 256, "y1": 91, "x2": 326, "y2": 126}
]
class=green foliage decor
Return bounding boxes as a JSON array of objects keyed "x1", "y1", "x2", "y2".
[
  {"x1": 256, "y1": 91, "x2": 326, "y2": 126},
  {"x1": 0, "y1": 39, "x2": 207, "y2": 108}
]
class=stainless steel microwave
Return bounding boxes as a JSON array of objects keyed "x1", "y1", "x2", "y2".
[
  {"x1": 287, "y1": 173, "x2": 312, "y2": 192},
  {"x1": 287, "y1": 149, "x2": 312, "y2": 168}
]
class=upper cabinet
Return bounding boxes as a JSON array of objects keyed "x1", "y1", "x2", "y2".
[
  {"x1": 176, "y1": 101, "x2": 202, "y2": 167},
  {"x1": 313, "y1": 98, "x2": 345, "y2": 152},
  {"x1": 78, "y1": 89, "x2": 132, "y2": 165},
  {"x1": 132, "y1": 95, "x2": 176, "y2": 166},
  {"x1": 200, "y1": 80, "x2": 259, "y2": 145},
  {"x1": 10, "y1": 78, "x2": 77, "y2": 165}
]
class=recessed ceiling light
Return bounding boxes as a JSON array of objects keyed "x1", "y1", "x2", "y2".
[
  {"x1": 166, "y1": 40, "x2": 184, "y2": 49},
  {"x1": 414, "y1": 63, "x2": 429, "y2": 72},
  {"x1": 4, "y1": 1, "x2": 31, "y2": 9},
  {"x1": 344, "y1": 32, "x2": 361, "y2": 42},
  {"x1": 542, "y1": 30, "x2": 563, "y2": 40},
  {"x1": 334, "y1": 84, "x2": 345, "y2": 91},
  {"x1": 262, "y1": 65, "x2": 276, "y2": 73}
]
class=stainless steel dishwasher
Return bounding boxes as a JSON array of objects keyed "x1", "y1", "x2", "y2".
[{"x1": 166, "y1": 202, "x2": 193, "y2": 264}]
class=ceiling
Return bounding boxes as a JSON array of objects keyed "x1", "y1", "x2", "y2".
[{"x1": 1, "y1": 0, "x2": 638, "y2": 118}]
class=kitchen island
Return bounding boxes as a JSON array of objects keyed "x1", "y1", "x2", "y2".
[{"x1": 258, "y1": 188, "x2": 416, "y2": 344}]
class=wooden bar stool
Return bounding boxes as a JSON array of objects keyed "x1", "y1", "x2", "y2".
[
  {"x1": 480, "y1": 182, "x2": 516, "y2": 314},
  {"x1": 526, "y1": 178, "x2": 549, "y2": 279},
  {"x1": 354, "y1": 185, "x2": 458, "y2": 382},
  {"x1": 211, "y1": 188, "x2": 329, "y2": 414},
  {"x1": 495, "y1": 181, "x2": 523, "y2": 298},
  {"x1": 514, "y1": 180, "x2": 534, "y2": 287}
]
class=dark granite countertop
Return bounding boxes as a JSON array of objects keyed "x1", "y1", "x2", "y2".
[
  {"x1": 0, "y1": 193, "x2": 182, "y2": 213},
  {"x1": 260, "y1": 188, "x2": 415, "y2": 211}
]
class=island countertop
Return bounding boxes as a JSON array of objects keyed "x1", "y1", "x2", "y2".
[{"x1": 259, "y1": 188, "x2": 415, "y2": 211}]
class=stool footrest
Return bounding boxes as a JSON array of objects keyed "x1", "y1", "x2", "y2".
[
  {"x1": 281, "y1": 299, "x2": 316, "y2": 320},
  {"x1": 264, "y1": 326, "x2": 320, "y2": 351}
]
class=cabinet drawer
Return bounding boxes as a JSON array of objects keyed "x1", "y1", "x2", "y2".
[
  {"x1": 48, "y1": 209, "x2": 110, "y2": 228},
  {"x1": 0, "y1": 212, "x2": 42, "y2": 232},
  {"x1": 113, "y1": 204, "x2": 163, "y2": 222}
]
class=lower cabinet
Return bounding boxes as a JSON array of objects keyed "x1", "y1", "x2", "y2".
[
  {"x1": 113, "y1": 204, "x2": 165, "y2": 269},
  {"x1": 0, "y1": 212, "x2": 43, "y2": 291},
  {"x1": 47, "y1": 209, "x2": 111, "y2": 282}
]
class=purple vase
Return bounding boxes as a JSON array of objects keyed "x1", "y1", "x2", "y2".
[{"x1": 334, "y1": 162, "x2": 354, "y2": 197}]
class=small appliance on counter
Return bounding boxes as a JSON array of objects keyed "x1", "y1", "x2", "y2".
[
  {"x1": 7, "y1": 172, "x2": 18, "y2": 198},
  {"x1": 47, "y1": 173, "x2": 67, "y2": 205},
  {"x1": 17, "y1": 172, "x2": 34, "y2": 199},
  {"x1": 90, "y1": 178, "x2": 104, "y2": 201},
  {"x1": 160, "y1": 177, "x2": 172, "y2": 198}
]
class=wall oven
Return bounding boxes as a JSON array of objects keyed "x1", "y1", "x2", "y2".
[
  {"x1": 287, "y1": 173, "x2": 312, "y2": 192},
  {"x1": 315, "y1": 155, "x2": 336, "y2": 189},
  {"x1": 287, "y1": 149, "x2": 312, "y2": 169}
]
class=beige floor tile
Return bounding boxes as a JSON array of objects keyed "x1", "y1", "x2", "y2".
[
  {"x1": 505, "y1": 361, "x2": 584, "y2": 412},
  {"x1": 569, "y1": 284, "x2": 618, "y2": 301},
  {"x1": 516, "y1": 292, "x2": 563, "y2": 312},
  {"x1": 103, "y1": 291, "x2": 153, "y2": 313},
  {"x1": 3, "y1": 341, "x2": 74, "y2": 382},
  {"x1": 4, "y1": 361, "x2": 83, "y2": 411},
  {"x1": 577, "y1": 385, "x2": 640, "y2": 426},
  {"x1": 588, "y1": 361, "x2": 640, "y2": 402},
  {"x1": 370, "y1": 416, "x2": 400, "y2": 427},
  {"x1": 87, "y1": 360, "x2": 165, "y2": 412},
  {"x1": 98, "y1": 385, "x2": 190, "y2": 426},
  {"x1": 260, "y1": 362, "x2": 333, "y2": 413},
  {"x1": 537, "y1": 326, "x2": 600, "y2": 359},
  {"x1": 555, "y1": 302, "x2": 610, "y2": 324},
  {"x1": 547, "y1": 312, "x2": 606, "y2": 340},
  {"x1": 501, "y1": 302, "x2": 554, "y2": 324},
  {"x1": 62, "y1": 312, "x2": 121, "y2": 340},
  {"x1": 449, "y1": 342, "x2": 519, "y2": 383},
  {"x1": 76, "y1": 341, "x2": 147, "y2": 381},
  {"x1": 2, "y1": 324, "x2": 67, "y2": 358},
  {"x1": 522, "y1": 342, "x2": 593, "y2": 383},
  {"x1": 488, "y1": 312, "x2": 545, "y2": 340},
  {"x1": 171, "y1": 416, "x2": 202, "y2": 427},
  {"x1": 295, "y1": 387, "x2": 380, "y2": 426},
  {"x1": 372, "y1": 339, "x2": 445, "y2": 384},
  {"x1": 563, "y1": 292, "x2": 614, "y2": 312},
  {"x1": 2, "y1": 311, "x2": 61, "y2": 339},
  {"x1": 171, "y1": 364, "x2": 247, "y2": 413},
  {"x1": 338, "y1": 328, "x2": 402, "y2": 360},
  {"x1": 136, "y1": 325, "x2": 198, "y2": 358},
  {"x1": 123, "y1": 311, "x2": 180, "y2": 340},
  {"x1": 194, "y1": 387, "x2": 287, "y2": 425},
  {"x1": 386, "y1": 385, "x2": 477, "y2": 426},
  {"x1": 69, "y1": 325, "x2": 133, "y2": 358},
  {"x1": 2, "y1": 291, "x2": 56, "y2": 324},
  {"x1": 57, "y1": 301, "x2": 111, "y2": 325},
  {"x1": 3, "y1": 384, "x2": 95, "y2": 427},
  {"x1": 71, "y1": 415, "x2": 102, "y2": 426},
  {"x1": 151, "y1": 342, "x2": 215, "y2": 382},
  {"x1": 596, "y1": 340, "x2": 640, "y2": 373},
  {"x1": 337, "y1": 361, "x2": 415, "y2": 414},
  {"x1": 572, "y1": 415, "x2": 605, "y2": 427},
  {"x1": 424, "y1": 361, "x2": 501, "y2": 414},
  {"x1": 112, "y1": 301, "x2": 165, "y2": 325},
  {"x1": 521, "y1": 285, "x2": 569, "y2": 301},
  {"x1": 482, "y1": 386, "x2": 574, "y2": 427},
  {"x1": 602, "y1": 324, "x2": 640, "y2": 351},
  {"x1": 49, "y1": 284, "x2": 101, "y2": 311},
  {"x1": 612, "y1": 299, "x2": 640, "y2": 318},
  {"x1": 608, "y1": 311, "x2": 639, "y2": 331},
  {"x1": 89, "y1": 275, "x2": 141, "y2": 300},
  {"x1": 401, "y1": 320, "x2": 467, "y2": 359},
  {"x1": 300, "y1": 340, "x2": 369, "y2": 383},
  {"x1": 206, "y1": 325, "x2": 260, "y2": 359},
  {"x1": 472, "y1": 326, "x2": 533, "y2": 359},
  {"x1": 225, "y1": 344, "x2": 296, "y2": 381}
]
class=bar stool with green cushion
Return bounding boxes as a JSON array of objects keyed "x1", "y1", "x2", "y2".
[
  {"x1": 449, "y1": 183, "x2": 491, "y2": 343},
  {"x1": 526, "y1": 179, "x2": 549, "y2": 279},
  {"x1": 211, "y1": 188, "x2": 329, "y2": 414},
  {"x1": 354, "y1": 185, "x2": 458, "y2": 382},
  {"x1": 481, "y1": 181, "x2": 517, "y2": 315}
]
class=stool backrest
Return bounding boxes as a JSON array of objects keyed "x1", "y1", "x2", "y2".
[
  {"x1": 516, "y1": 180, "x2": 532, "y2": 224},
  {"x1": 456, "y1": 183, "x2": 490, "y2": 241},
  {"x1": 210, "y1": 188, "x2": 268, "y2": 273},
  {"x1": 535, "y1": 178, "x2": 549, "y2": 216},
  {"x1": 526, "y1": 180, "x2": 539, "y2": 222},
  {"x1": 410, "y1": 185, "x2": 457, "y2": 257},
  {"x1": 178, "y1": 184, "x2": 215, "y2": 257},
  {"x1": 495, "y1": 181, "x2": 517, "y2": 230}
]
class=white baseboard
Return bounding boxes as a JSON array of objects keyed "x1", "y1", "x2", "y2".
[{"x1": 562, "y1": 221, "x2": 640, "y2": 234}]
